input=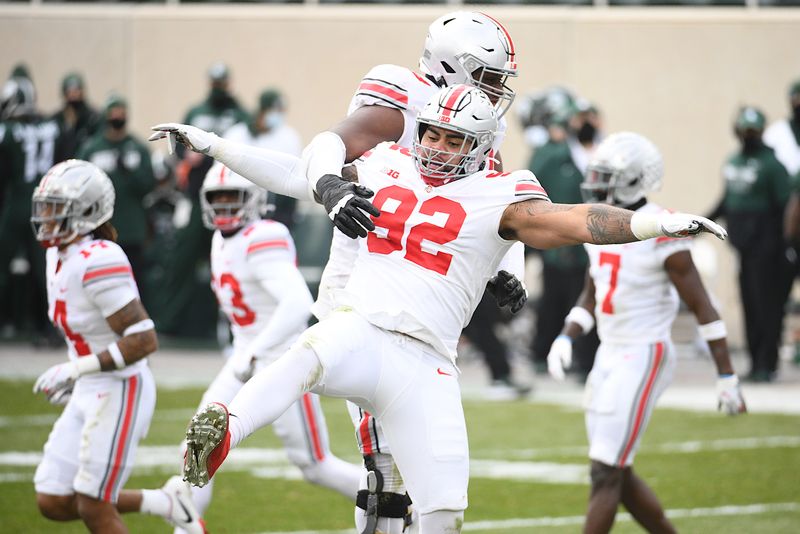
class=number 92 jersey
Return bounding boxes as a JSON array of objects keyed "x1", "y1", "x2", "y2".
[
  {"x1": 335, "y1": 142, "x2": 549, "y2": 363},
  {"x1": 585, "y1": 203, "x2": 693, "y2": 345}
]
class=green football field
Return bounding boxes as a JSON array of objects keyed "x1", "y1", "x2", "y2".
[{"x1": 2, "y1": 378, "x2": 798, "y2": 533}]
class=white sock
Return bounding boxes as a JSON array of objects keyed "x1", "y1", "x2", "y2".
[
  {"x1": 140, "y1": 488, "x2": 171, "y2": 517},
  {"x1": 301, "y1": 455, "x2": 361, "y2": 499},
  {"x1": 229, "y1": 346, "x2": 322, "y2": 448}
]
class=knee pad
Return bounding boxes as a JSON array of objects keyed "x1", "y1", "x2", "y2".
[{"x1": 356, "y1": 454, "x2": 413, "y2": 534}]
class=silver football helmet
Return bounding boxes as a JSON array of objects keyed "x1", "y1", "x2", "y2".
[
  {"x1": 200, "y1": 162, "x2": 269, "y2": 232},
  {"x1": 413, "y1": 85, "x2": 498, "y2": 183},
  {"x1": 419, "y1": 11, "x2": 517, "y2": 117},
  {"x1": 31, "y1": 159, "x2": 115, "y2": 248},
  {"x1": 0, "y1": 76, "x2": 37, "y2": 120},
  {"x1": 581, "y1": 132, "x2": 664, "y2": 206}
]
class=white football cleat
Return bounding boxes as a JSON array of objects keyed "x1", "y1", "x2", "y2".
[{"x1": 161, "y1": 475, "x2": 206, "y2": 534}]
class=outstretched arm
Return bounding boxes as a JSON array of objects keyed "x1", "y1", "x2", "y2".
[
  {"x1": 499, "y1": 200, "x2": 727, "y2": 249},
  {"x1": 149, "y1": 123, "x2": 311, "y2": 200}
]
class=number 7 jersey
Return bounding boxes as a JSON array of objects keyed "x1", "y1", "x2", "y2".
[
  {"x1": 585, "y1": 203, "x2": 693, "y2": 344},
  {"x1": 335, "y1": 142, "x2": 549, "y2": 363}
]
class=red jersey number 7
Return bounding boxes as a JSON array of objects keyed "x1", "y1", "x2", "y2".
[{"x1": 598, "y1": 251, "x2": 621, "y2": 314}]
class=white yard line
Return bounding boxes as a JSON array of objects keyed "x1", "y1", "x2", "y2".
[
  {"x1": 255, "y1": 502, "x2": 800, "y2": 534},
  {"x1": 483, "y1": 435, "x2": 800, "y2": 460}
]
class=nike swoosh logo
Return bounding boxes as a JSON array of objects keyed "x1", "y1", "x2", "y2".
[
  {"x1": 437, "y1": 368, "x2": 452, "y2": 376},
  {"x1": 178, "y1": 498, "x2": 193, "y2": 524}
]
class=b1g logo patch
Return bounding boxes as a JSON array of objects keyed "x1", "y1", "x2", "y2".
[{"x1": 438, "y1": 115, "x2": 451, "y2": 123}]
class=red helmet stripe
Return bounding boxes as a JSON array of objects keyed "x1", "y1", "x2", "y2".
[
  {"x1": 480, "y1": 12, "x2": 515, "y2": 59},
  {"x1": 218, "y1": 164, "x2": 227, "y2": 184},
  {"x1": 441, "y1": 85, "x2": 469, "y2": 118}
]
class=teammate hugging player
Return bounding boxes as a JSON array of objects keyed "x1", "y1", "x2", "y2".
[
  {"x1": 546, "y1": 132, "x2": 747, "y2": 534},
  {"x1": 155, "y1": 85, "x2": 727, "y2": 534},
  {"x1": 151, "y1": 11, "x2": 528, "y2": 533}
]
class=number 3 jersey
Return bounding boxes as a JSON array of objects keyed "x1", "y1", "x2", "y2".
[
  {"x1": 334, "y1": 142, "x2": 549, "y2": 363},
  {"x1": 210, "y1": 219, "x2": 310, "y2": 358},
  {"x1": 585, "y1": 203, "x2": 693, "y2": 345},
  {"x1": 45, "y1": 237, "x2": 146, "y2": 379}
]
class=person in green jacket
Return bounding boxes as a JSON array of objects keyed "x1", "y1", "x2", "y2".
[
  {"x1": 155, "y1": 63, "x2": 249, "y2": 339},
  {"x1": 76, "y1": 94, "x2": 156, "y2": 292},
  {"x1": 707, "y1": 106, "x2": 794, "y2": 382},
  {"x1": 0, "y1": 74, "x2": 62, "y2": 344},
  {"x1": 52, "y1": 72, "x2": 101, "y2": 163},
  {"x1": 528, "y1": 96, "x2": 601, "y2": 379}
]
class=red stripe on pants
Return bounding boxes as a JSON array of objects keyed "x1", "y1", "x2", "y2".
[
  {"x1": 301, "y1": 394, "x2": 325, "y2": 462},
  {"x1": 359, "y1": 411, "x2": 374, "y2": 454},
  {"x1": 102, "y1": 375, "x2": 138, "y2": 501},
  {"x1": 618, "y1": 343, "x2": 663, "y2": 466}
]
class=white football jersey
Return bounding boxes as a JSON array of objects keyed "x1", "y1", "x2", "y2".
[
  {"x1": 333, "y1": 142, "x2": 549, "y2": 363},
  {"x1": 312, "y1": 64, "x2": 514, "y2": 320},
  {"x1": 45, "y1": 237, "x2": 146, "y2": 379},
  {"x1": 585, "y1": 203, "x2": 693, "y2": 344},
  {"x1": 210, "y1": 219, "x2": 307, "y2": 356}
]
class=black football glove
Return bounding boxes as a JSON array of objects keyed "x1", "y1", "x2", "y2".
[
  {"x1": 316, "y1": 174, "x2": 380, "y2": 239},
  {"x1": 487, "y1": 270, "x2": 528, "y2": 314}
]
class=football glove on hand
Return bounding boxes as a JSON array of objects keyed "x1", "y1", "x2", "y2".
[
  {"x1": 148, "y1": 123, "x2": 218, "y2": 156},
  {"x1": 316, "y1": 174, "x2": 380, "y2": 239},
  {"x1": 231, "y1": 352, "x2": 258, "y2": 383},
  {"x1": 487, "y1": 270, "x2": 528, "y2": 314},
  {"x1": 716, "y1": 374, "x2": 747, "y2": 415},
  {"x1": 33, "y1": 356, "x2": 101, "y2": 402},
  {"x1": 48, "y1": 386, "x2": 73, "y2": 406},
  {"x1": 660, "y1": 213, "x2": 727, "y2": 240},
  {"x1": 547, "y1": 335, "x2": 573, "y2": 382}
]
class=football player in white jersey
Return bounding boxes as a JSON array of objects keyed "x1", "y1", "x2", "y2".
[
  {"x1": 545, "y1": 132, "x2": 747, "y2": 534},
  {"x1": 164, "y1": 86, "x2": 726, "y2": 533},
  {"x1": 150, "y1": 12, "x2": 526, "y2": 532},
  {"x1": 171, "y1": 161, "x2": 361, "y2": 530},
  {"x1": 30, "y1": 160, "x2": 205, "y2": 533}
]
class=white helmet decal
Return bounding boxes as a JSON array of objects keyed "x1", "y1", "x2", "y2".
[
  {"x1": 30, "y1": 159, "x2": 115, "y2": 247},
  {"x1": 413, "y1": 85, "x2": 498, "y2": 183},
  {"x1": 200, "y1": 162, "x2": 270, "y2": 232},
  {"x1": 582, "y1": 132, "x2": 664, "y2": 206},
  {"x1": 419, "y1": 11, "x2": 517, "y2": 117}
]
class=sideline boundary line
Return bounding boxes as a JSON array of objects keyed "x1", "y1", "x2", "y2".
[{"x1": 256, "y1": 502, "x2": 800, "y2": 534}]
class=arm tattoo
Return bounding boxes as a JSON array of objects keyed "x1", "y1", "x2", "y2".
[{"x1": 587, "y1": 205, "x2": 635, "y2": 244}]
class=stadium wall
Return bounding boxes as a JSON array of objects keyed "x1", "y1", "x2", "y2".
[{"x1": 2, "y1": 5, "x2": 799, "y2": 347}]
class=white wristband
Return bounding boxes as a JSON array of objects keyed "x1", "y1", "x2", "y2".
[
  {"x1": 565, "y1": 306, "x2": 595, "y2": 334},
  {"x1": 123, "y1": 319, "x2": 155, "y2": 337},
  {"x1": 699, "y1": 320, "x2": 727, "y2": 341},
  {"x1": 107, "y1": 342, "x2": 126, "y2": 369},
  {"x1": 303, "y1": 131, "x2": 347, "y2": 193},
  {"x1": 630, "y1": 212, "x2": 663, "y2": 241},
  {"x1": 76, "y1": 354, "x2": 102, "y2": 375}
]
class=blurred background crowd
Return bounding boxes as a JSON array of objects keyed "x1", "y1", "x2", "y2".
[{"x1": 2, "y1": 56, "x2": 799, "y2": 394}]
